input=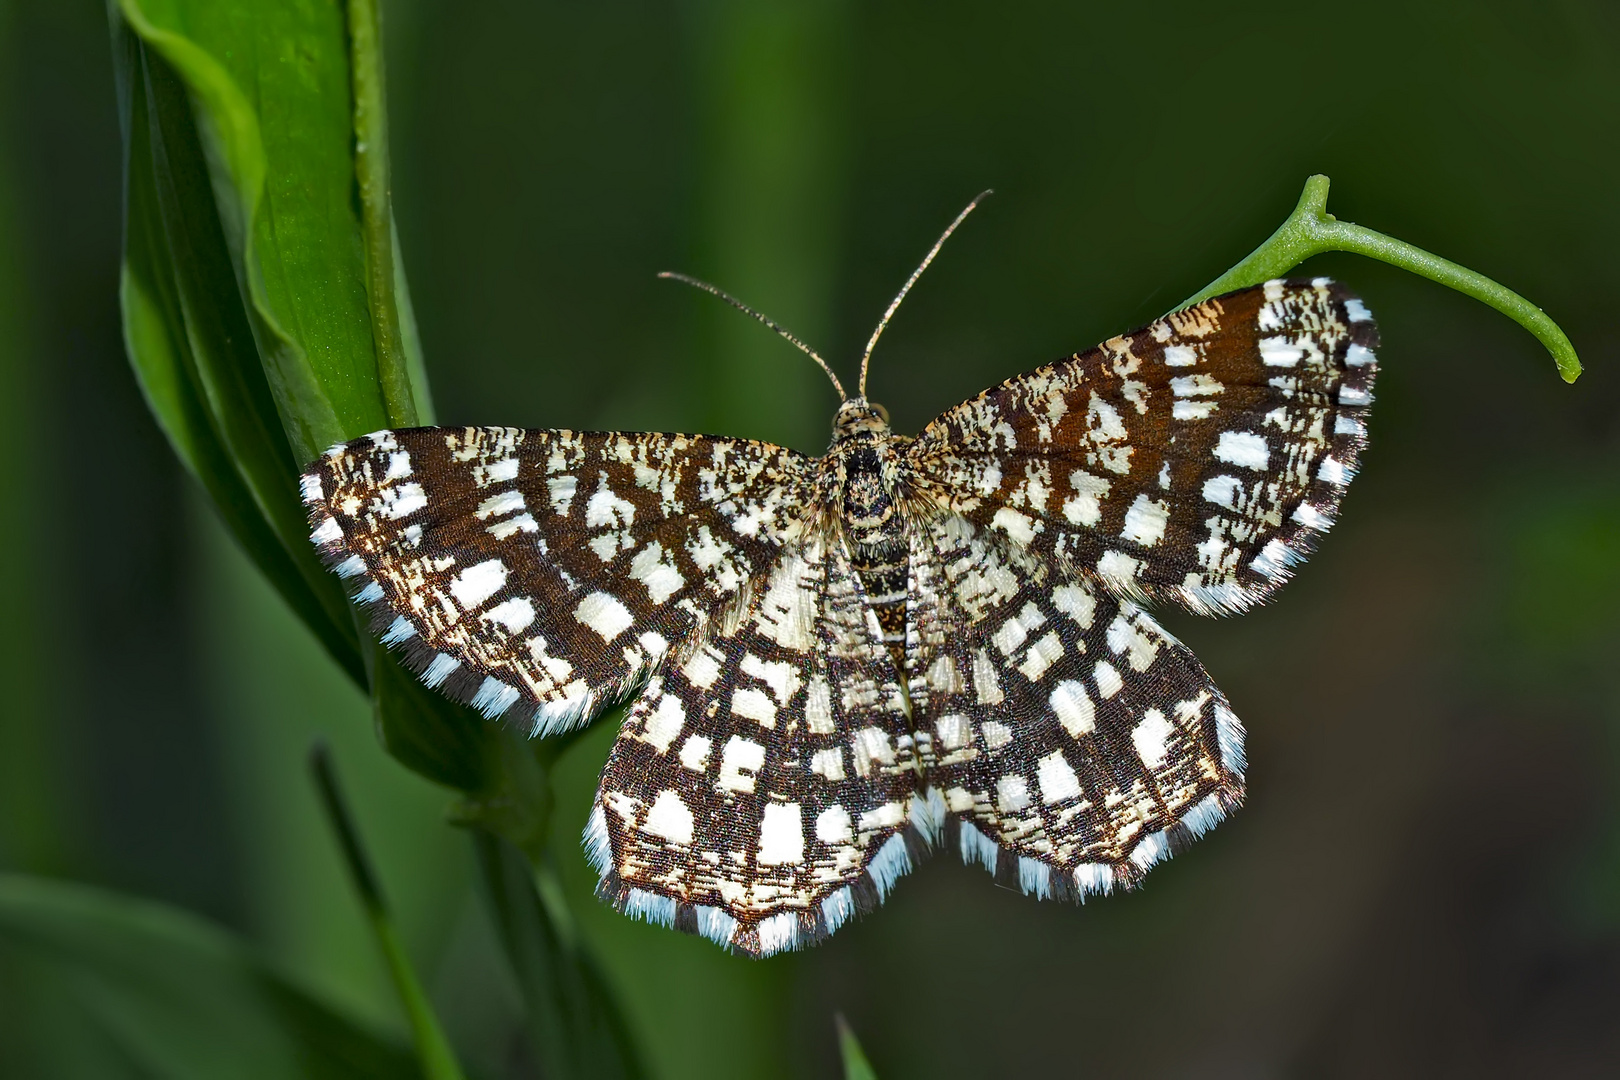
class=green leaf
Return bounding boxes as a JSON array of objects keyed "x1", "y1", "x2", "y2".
[
  {"x1": 0, "y1": 874, "x2": 422, "y2": 1080},
  {"x1": 367, "y1": 645, "x2": 492, "y2": 795},
  {"x1": 310, "y1": 745, "x2": 467, "y2": 1080},
  {"x1": 106, "y1": 6, "x2": 637, "y2": 1070},
  {"x1": 114, "y1": 18, "x2": 365, "y2": 682},
  {"x1": 473, "y1": 832, "x2": 645, "y2": 1080},
  {"x1": 836, "y1": 1014, "x2": 879, "y2": 1080},
  {"x1": 109, "y1": 0, "x2": 496, "y2": 802},
  {"x1": 391, "y1": 211, "x2": 436, "y2": 425},
  {"x1": 347, "y1": 0, "x2": 419, "y2": 430},
  {"x1": 115, "y1": 0, "x2": 400, "y2": 457}
]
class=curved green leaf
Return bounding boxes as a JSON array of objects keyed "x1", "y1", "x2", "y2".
[
  {"x1": 106, "y1": 7, "x2": 637, "y2": 1070},
  {"x1": 116, "y1": 22, "x2": 363, "y2": 680},
  {"x1": 115, "y1": 0, "x2": 402, "y2": 456},
  {"x1": 368, "y1": 648, "x2": 492, "y2": 795},
  {"x1": 109, "y1": 0, "x2": 492, "y2": 797}
]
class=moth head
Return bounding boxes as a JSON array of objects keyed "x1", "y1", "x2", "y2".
[{"x1": 833, "y1": 398, "x2": 890, "y2": 438}]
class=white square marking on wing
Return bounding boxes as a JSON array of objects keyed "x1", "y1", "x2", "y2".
[
  {"x1": 1121, "y1": 493, "x2": 1170, "y2": 547},
  {"x1": 1133, "y1": 708, "x2": 1174, "y2": 768},
  {"x1": 678, "y1": 734, "x2": 713, "y2": 771},
  {"x1": 758, "y1": 803, "x2": 805, "y2": 866},
  {"x1": 810, "y1": 747, "x2": 846, "y2": 781},
  {"x1": 640, "y1": 694, "x2": 685, "y2": 753},
  {"x1": 574, "y1": 591, "x2": 633, "y2": 642},
  {"x1": 450, "y1": 559, "x2": 507, "y2": 610},
  {"x1": 996, "y1": 775, "x2": 1031, "y2": 813},
  {"x1": 816, "y1": 804, "x2": 853, "y2": 844},
  {"x1": 1213, "y1": 431, "x2": 1270, "y2": 471},
  {"x1": 644, "y1": 790, "x2": 694, "y2": 844},
  {"x1": 1049, "y1": 680, "x2": 1095, "y2": 737},
  {"x1": 717, "y1": 736, "x2": 765, "y2": 794},
  {"x1": 1037, "y1": 751, "x2": 1082, "y2": 805}
]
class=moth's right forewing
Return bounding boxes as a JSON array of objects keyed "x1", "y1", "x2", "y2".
[{"x1": 906, "y1": 279, "x2": 1379, "y2": 615}]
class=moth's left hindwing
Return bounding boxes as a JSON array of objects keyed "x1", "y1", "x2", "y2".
[
  {"x1": 302, "y1": 427, "x2": 816, "y2": 733},
  {"x1": 589, "y1": 535, "x2": 928, "y2": 958}
]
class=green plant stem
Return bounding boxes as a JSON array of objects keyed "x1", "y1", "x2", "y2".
[
  {"x1": 347, "y1": 0, "x2": 416, "y2": 427},
  {"x1": 1180, "y1": 174, "x2": 1581, "y2": 383},
  {"x1": 309, "y1": 743, "x2": 467, "y2": 1080}
]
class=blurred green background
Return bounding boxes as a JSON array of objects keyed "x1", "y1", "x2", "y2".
[{"x1": 3, "y1": 0, "x2": 1619, "y2": 1076}]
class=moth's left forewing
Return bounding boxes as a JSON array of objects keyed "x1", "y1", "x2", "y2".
[
  {"x1": 906, "y1": 278, "x2": 1379, "y2": 615},
  {"x1": 303, "y1": 426, "x2": 817, "y2": 736}
]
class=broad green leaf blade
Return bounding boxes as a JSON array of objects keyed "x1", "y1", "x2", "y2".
[
  {"x1": 113, "y1": 18, "x2": 365, "y2": 683},
  {"x1": 0, "y1": 874, "x2": 423, "y2": 1080},
  {"x1": 116, "y1": 0, "x2": 414, "y2": 459},
  {"x1": 474, "y1": 832, "x2": 644, "y2": 1080},
  {"x1": 836, "y1": 1015, "x2": 879, "y2": 1080},
  {"x1": 110, "y1": 3, "x2": 493, "y2": 797}
]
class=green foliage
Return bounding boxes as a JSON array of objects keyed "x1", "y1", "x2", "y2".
[
  {"x1": 474, "y1": 833, "x2": 644, "y2": 1080},
  {"x1": 0, "y1": 874, "x2": 423, "y2": 1079},
  {"x1": 110, "y1": 0, "x2": 488, "y2": 781},
  {"x1": 106, "y1": 0, "x2": 639, "y2": 1072},
  {"x1": 109, "y1": 0, "x2": 575, "y2": 851},
  {"x1": 310, "y1": 745, "x2": 465, "y2": 1080}
]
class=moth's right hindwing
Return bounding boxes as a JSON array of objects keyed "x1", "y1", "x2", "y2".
[
  {"x1": 906, "y1": 513, "x2": 1243, "y2": 902},
  {"x1": 302, "y1": 426, "x2": 816, "y2": 734}
]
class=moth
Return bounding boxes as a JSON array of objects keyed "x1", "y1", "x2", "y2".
[{"x1": 302, "y1": 195, "x2": 1378, "y2": 957}]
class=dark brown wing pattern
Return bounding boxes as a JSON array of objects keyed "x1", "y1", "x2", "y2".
[
  {"x1": 588, "y1": 534, "x2": 931, "y2": 957},
  {"x1": 903, "y1": 511, "x2": 1243, "y2": 901},
  {"x1": 299, "y1": 277, "x2": 1381, "y2": 956},
  {"x1": 907, "y1": 278, "x2": 1378, "y2": 615},
  {"x1": 303, "y1": 426, "x2": 816, "y2": 734}
]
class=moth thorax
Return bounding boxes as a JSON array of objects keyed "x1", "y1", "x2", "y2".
[{"x1": 839, "y1": 443, "x2": 900, "y2": 539}]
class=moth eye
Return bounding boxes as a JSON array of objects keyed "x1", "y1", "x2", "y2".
[{"x1": 872, "y1": 403, "x2": 890, "y2": 424}]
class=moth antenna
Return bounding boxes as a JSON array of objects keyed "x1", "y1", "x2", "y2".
[
  {"x1": 859, "y1": 189, "x2": 992, "y2": 399},
  {"x1": 658, "y1": 271, "x2": 848, "y2": 401}
]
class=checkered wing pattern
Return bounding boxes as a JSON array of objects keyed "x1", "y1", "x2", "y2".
[
  {"x1": 302, "y1": 426, "x2": 816, "y2": 734},
  {"x1": 587, "y1": 534, "x2": 929, "y2": 958},
  {"x1": 907, "y1": 279, "x2": 1378, "y2": 616},
  {"x1": 297, "y1": 276, "x2": 1382, "y2": 957},
  {"x1": 906, "y1": 512, "x2": 1242, "y2": 900}
]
